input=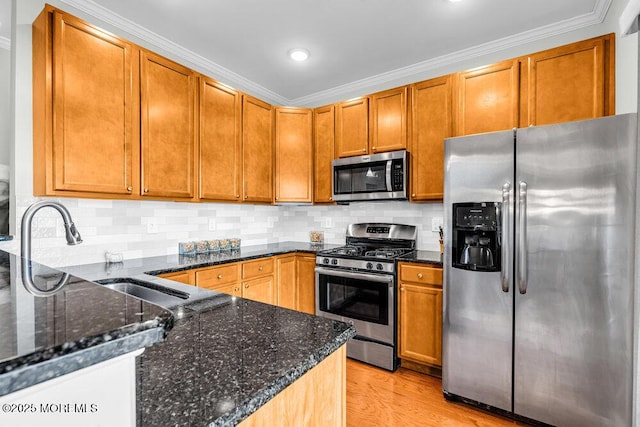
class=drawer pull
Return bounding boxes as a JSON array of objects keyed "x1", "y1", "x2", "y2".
[
  {"x1": 417, "y1": 273, "x2": 423, "y2": 279},
  {"x1": 217, "y1": 274, "x2": 223, "y2": 279},
  {"x1": 258, "y1": 266, "x2": 263, "y2": 271}
]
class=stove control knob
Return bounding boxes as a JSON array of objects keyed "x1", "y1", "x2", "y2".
[
  {"x1": 376, "y1": 263, "x2": 384, "y2": 271},
  {"x1": 323, "y1": 258, "x2": 330, "y2": 265},
  {"x1": 366, "y1": 262, "x2": 373, "y2": 270},
  {"x1": 331, "y1": 259, "x2": 338, "y2": 265}
]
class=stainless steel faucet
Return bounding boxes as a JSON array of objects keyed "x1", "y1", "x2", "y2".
[{"x1": 20, "y1": 201, "x2": 82, "y2": 296}]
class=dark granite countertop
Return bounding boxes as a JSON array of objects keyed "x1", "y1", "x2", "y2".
[
  {"x1": 0, "y1": 251, "x2": 173, "y2": 397},
  {"x1": 398, "y1": 250, "x2": 443, "y2": 267},
  {"x1": 1, "y1": 242, "x2": 355, "y2": 426}
]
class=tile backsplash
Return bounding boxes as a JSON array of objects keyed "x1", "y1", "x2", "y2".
[{"x1": 0, "y1": 196, "x2": 443, "y2": 267}]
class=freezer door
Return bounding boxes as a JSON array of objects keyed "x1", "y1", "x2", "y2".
[
  {"x1": 443, "y1": 130, "x2": 514, "y2": 412},
  {"x1": 514, "y1": 114, "x2": 636, "y2": 426}
]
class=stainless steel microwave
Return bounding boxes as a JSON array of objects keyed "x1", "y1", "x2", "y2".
[{"x1": 332, "y1": 150, "x2": 409, "y2": 202}]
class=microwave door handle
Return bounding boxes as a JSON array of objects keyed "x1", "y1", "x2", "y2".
[{"x1": 386, "y1": 161, "x2": 392, "y2": 191}]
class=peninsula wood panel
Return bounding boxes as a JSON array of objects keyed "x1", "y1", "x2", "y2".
[
  {"x1": 335, "y1": 97, "x2": 369, "y2": 157},
  {"x1": 409, "y1": 76, "x2": 453, "y2": 201},
  {"x1": 33, "y1": 8, "x2": 140, "y2": 197},
  {"x1": 239, "y1": 346, "x2": 346, "y2": 427},
  {"x1": 455, "y1": 59, "x2": 520, "y2": 136},
  {"x1": 140, "y1": 51, "x2": 196, "y2": 199},
  {"x1": 275, "y1": 107, "x2": 313, "y2": 203},
  {"x1": 242, "y1": 95, "x2": 274, "y2": 203},
  {"x1": 199, "y1": 77, "x2": 242, "y2": 201},
  {"x1": 523, "y1": 34, "x2": 614, "y2": 126},
  {"x1": 313, "y1": 105, "x2": 335, "y2": 203},
  {"x1": 370, "y1": 87, "x2": 407, "y2": 153}
]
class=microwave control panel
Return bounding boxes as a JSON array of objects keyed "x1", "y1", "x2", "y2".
[{"x1": 391, "y1": 159, "x2": 404, "y2": 191}]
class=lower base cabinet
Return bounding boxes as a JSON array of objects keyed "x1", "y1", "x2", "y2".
[
  {"x1": 398, "y1": 263, "x2": 443, "y2": 369},
  {"x1": 238, "y1": 346, "x2": 346, "y2": 427}
]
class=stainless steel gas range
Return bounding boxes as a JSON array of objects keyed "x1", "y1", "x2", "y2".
[{"x1": 315, "y1": 223, "x2": 417, "y2": 371}]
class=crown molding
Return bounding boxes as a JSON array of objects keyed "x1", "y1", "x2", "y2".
[
  {"x1": 620, "y1": 0, "x2": 640, "y2": 35},
  {"x1": 60, "y1": 0, "x2": 611, "y2": 107},
  {"x1": 0, "y1": 36, "x2": 9, "y2": 51},
  {"x1": 58, "y1": 0, "x2": 289, "y2": 105}
]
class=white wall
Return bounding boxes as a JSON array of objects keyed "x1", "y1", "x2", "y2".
[
  {"x1": 0, "y1": 47, "x2": 10, "y2": 167},
  {"x1": 3, "y1": 0, "x2": 637, "y2": 268}
]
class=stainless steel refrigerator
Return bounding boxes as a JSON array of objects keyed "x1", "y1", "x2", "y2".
[{"x1": 442, "y1": 113, "x2": 636, "y2": 426}]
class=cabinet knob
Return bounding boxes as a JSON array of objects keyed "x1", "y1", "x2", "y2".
[
  {"x1": 127, "y1": 186, "x2": 133, "y2": 192},
  {"x1": 244, "y1": 195, "x2": 248, "y2": 200},
  {"x1": 143, "y1": 188, "x2": 149, "y2": 193},
  {"x1": 244, "y1": 284, "x2": 249, "y2": 289},
  {"x1": 401, "y1": 287, "x2": 405, "y2": 292},
  {"x1": 258, "y1": 266, "x2": 263, "y2": 271},
  {"x1": 412, "y1": 193, "x2": 416, "y2": 197},
  {"x1": 236, "y1": 195, "x2": 240, "y2": 198},
  {"x1": 417, "y1": 273, "x2": 423, "y2": 279},
  {"x1": 234, "y1": 287, "x2": 240, "y2": 292},
  {"x1": 372, "y1": 147, "x2": 377, "y2": 152},
  {"x1": 217, "y1": 274, "x2": 223, "y2": 279},
  {"x1": 362, "y1": 148, "x2": 366, "y2": 152}
]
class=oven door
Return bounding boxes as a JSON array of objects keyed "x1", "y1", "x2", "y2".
[{"x1": 315, "y1": 266, "x2": 394, "y2": 345}]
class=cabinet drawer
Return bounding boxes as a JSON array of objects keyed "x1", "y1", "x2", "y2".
[
  {"x1": 399, "y1": 264, "x2": 442, "y2": 285},
  {"x1": 196, "y1": 263, "x2": 240, "y2": 288},
  {"x1": 242, "y1": 257, "x2": 274, "y2": 280}
]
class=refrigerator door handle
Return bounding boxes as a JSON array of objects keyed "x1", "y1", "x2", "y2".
[
  {"x1": 501, "y1": 182, "x2": 511, "y2": 292},
  {"x1": 518, "y1": 181, "x2": 528, "y2": 294}
]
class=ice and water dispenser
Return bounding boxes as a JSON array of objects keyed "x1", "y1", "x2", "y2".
[{"x1": 451, "y1": 202, "x2": 501, "y2": 272}]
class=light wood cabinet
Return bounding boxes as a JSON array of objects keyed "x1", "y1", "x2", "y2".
[
  {"x1": 275, "y1": 107, "x2": 313, "y2": 203},
  {"x1": 242, "y1": 95, "x2": 274, "y2": 203},
  {"x1": 409, "y1": 76, "x2": 453, "y2": 201},
  {"x1": 455, "y1": 59, "x2": 520, "y2": 136},
  {"x1": 276, "y1": 255, "x2": 297, "y2": 310},
  {"x1": 296, "y1": 254, "x2": 316, "y2": 315},
  {"x1": 199, "y1": 77, "x2": 242, "y2": 201},
  {"x1": 521, "y1": 34, "x2": 615, "y2": 126},
  {"x1": 196, "y1": 263, "x2": 240, "y2": 289},
  {"x1": 242, "y1": 257, "x2": 276, "y2": 304},
  {"x1": 370, "y1": 87, "x2": 407, "y2": 153},
  {"x1": 33, "y1": 7, "x2": 140, "y2": 198},
  {"x1": 313, "y1": 105, "x2": 335, "y2": 203},
  {"x1": 157, "y1": 270, "x2": 195, "y2": 285},
  {"x1": 398, "y1": 263, "x2": 443, "y2": 368},
  {"x1": 335, "y1": 97, "x2": 369, "y2": 158},
  {"x1": 140, "y1": 50, "x2": 197, "y2": 199}
]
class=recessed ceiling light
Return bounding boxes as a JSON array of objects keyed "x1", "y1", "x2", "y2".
[{"x1": 288, "y1": 48, "x2": 310, "y2": 62}]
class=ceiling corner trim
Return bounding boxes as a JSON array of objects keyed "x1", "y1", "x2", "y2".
[
  {"x1": 57, "y1": 0, "x2": 288, "y2": 105},
  {"x1": 0, "y1": 37, "x2": 10, "y2": 51},
  {"x1": 292, "y1": 0, "x2": 614, "y2": 107},
  {"x1": 620, "y1": 0, "x2": 640, "y2": 35}
]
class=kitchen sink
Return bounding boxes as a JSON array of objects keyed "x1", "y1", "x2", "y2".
[{"x1": 95, "y1": 277, "x2": 190, "y2": 307}]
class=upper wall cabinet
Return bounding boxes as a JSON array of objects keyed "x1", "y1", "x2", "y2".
[
  {"x1": 33, "y1": 7, "x2": 140, "y2": 198},
  {"x1": 275, "y1": 107, "x2": 313, "y2": 203},
  {"x1": 140, "y1": 51, "x2": 197, "y2": 199},
  {"x1": 409, "y1": 76, "x2": 453, "y2": 201},
  {"x1": 370, "y1": 87, "x2": 408, "y2": 154},
  {"x1": 313, "y1": 105, "x2": 335, "y2": 203},
  {"x1": 521, "y1": 34, "x2": 615, "y2": 127},
  {"x1": 455, "y1": 59, "x2": 520, "y2": 136},
  {"x1": 242, "y1": 95, "x2": 274, "y2": 203},
  {"x1": 199, "y1": 77, "x2": 242, "y2": 202},
  {"x1": 335, "y1": 97, "x2": 369, "y2": 158}
]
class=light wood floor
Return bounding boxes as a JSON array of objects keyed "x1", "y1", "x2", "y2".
[{"x1": 346, "y1": 359, "x2": 525, "y2": 427}]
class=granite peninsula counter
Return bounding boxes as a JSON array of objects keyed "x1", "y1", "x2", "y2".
[{"x1": 0, "y1": 242, "x2": 355, "y2": 426}]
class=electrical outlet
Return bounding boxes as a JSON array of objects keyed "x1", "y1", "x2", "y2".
[
  {"x1": 208, "y1": 218, "x2": 216, "y2": 231},
  {"x1": 432, "y1": 217, "x2": 443, "y2": 232},
  {"x1": 324, "y1": 218, "x2": 333, "y2": 228},
  {"x1": 147, "y1": 220, "x2": 159, "y2": 234}
]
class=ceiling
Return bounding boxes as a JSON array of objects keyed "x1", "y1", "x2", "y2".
[{"x1": 1, "y1": 0, "x2": 613, "y2": 104}]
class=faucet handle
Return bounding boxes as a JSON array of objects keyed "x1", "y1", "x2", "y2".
[{"x1": 64, "y1": 222, "x2": 82, "y2": 245}]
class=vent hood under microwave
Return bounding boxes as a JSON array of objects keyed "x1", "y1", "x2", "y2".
[{"x1": 332, "y1": 150, "x2": 409, "y2": 202}]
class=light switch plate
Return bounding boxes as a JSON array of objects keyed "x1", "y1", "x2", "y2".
[{"x1": 431, "y1": 217, "x2": 443, "y2": 232}]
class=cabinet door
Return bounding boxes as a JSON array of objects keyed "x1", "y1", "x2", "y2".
[
  {"x1": 455, "y1": 59, "x2": 519, "y2": 136},
  {"x1": 40, "y1": 11, "x2": 139, "y2": 196},
  {"x1": 296, "y1": 255, "x2": 317, "y2": 315},
  {"x1": 523, "y1": 35, "x2": 614, "y2": 126},
  {"x1": 276, "y1": 255, "x2": 297, "y2": 310},
  {"x1": 211, "y1": 282, "x2": 241, "y2": 297},
  {"x1": 157, "y1": 270, "x2": 195, "y2": 285},
  {"x1": 140, "y1": 51, "x2": 196, "y2": 199},
  {"x1": 275, "y1": 108, "x2": 313, "y2": 203},
  {"x1": 399, "y1": 282, "x2": 443, "y2": 366},
  {"x1": 409, "y1": 76, "x2": 453, "y2": 201},
  {"x1": 242, "y1": 95, "x2": 274, "y2": 203},
  {"x1": 243, "y1": 275, "x2": 275, "y2": 305},
  {"x1": 335, "y1": 97, "x2": 369, "y2": 157},
  {"x1": 199, "y1": 77, "x2": 242, "y2": 201},
  {"x1": 313, "y1": 105, "x2": 335, "y2": 203},
  {"x1": 370, "y1": 87, "x2": 407, "y2": 153}
]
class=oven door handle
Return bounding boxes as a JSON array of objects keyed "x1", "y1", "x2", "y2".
[{"x1": 315, "y1": 267, "x2": 394, "y2": 284}]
